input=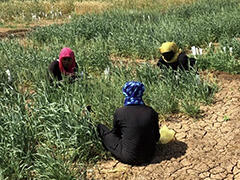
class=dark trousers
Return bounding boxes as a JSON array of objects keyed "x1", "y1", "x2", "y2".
[
  {"x1": 97, "y1": 124, "x2": 154, "y2": 165},
  {"x1": 97, "y1": 124, "x2": 124, "y2": 162}
]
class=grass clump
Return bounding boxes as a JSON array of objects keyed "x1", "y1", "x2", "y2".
[
  {"x1": 197, "y1": 46, "x2": 240, "y2": 74},
  {"x1": 0, "y1": 46, "x2": 217, "y2": 178},
  {"x1": 28, "y1": 0, "x2": 240, "y2": 68},
  {"x1": 1, "y1": 0, "x2": 239, "y2": 178}
]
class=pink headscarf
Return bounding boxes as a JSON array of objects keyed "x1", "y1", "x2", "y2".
[{"x1": 59, "y1": 47, "x2": 76, "y2": 75}]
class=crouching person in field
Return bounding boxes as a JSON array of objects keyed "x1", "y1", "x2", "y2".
[
  {"x1": 157, "y1": 41, "x2": 196, "y2": 71},
  {"x1": 48, "y1": 47, "x2": 78, "y2": 85},
  {"x1": 97, "y1": 81, "x2": 160, "y2": 165}
]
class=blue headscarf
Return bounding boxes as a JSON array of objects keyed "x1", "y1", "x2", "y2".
[{"x1": 122, "y1": 81, "x2": 145, "y2": 106}]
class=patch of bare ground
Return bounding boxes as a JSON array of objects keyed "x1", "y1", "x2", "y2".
[
  {"x1": 0, "y1": 28, "x2": 29, "y2": 38},
  {"x1": 87, "y1": 71, "x2": 240, "y2": 180},
  {"x1": 0, "y1": 0, "x2": 198, "y2": 39},
  {"x1": 74, "y1": 1, "x2": 112, "y2": 15},
  {"x1": 110, "y1": 55, "x2": 157, "y2": 67},
  {"x1": 0, "y1": 19, "x2": 68, "y2": 39},
  {"x1": 0, "y1": 1, "x2": 112, "y2": 39}
]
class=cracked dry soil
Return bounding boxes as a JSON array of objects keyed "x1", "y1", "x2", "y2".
[{"x1": 87, "y1": 71, "x2": 240, "y2": 180}]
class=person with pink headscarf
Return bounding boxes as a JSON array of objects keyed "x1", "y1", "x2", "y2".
[{"x1": 48, "y1": 47, "x2": 78, "y2": 85}]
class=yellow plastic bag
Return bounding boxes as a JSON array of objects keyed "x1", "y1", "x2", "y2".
[{"x1": 159, "y1": 125, "x2": 176, "y2": 144}]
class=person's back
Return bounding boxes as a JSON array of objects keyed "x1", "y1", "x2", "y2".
[
  {"x1": 97, "y1": 81, "x2": 160, "y2": 165},
  {"x1": 114, "y1": 105, "x2": 159, "y2": 164}
]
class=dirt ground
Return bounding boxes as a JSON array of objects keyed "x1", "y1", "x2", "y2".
[
  {"x1": 86, "y1": 71, "x2": 240, "y2": 180},
  {"x1": 0, "y1": 19, "x2": 67, "y2": 38},
  {"x1": 0, "y1": 28, "x2": 30, "y2": 38}
]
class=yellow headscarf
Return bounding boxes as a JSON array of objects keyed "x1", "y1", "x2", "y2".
[{"x1": 159, "y1": 42, "x2": 182, "y2": 63}]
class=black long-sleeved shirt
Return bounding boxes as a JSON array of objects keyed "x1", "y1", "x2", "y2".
[
  {"x1": 48, "y1": 60, "x2": 78, "y2": 84},
  {"x1": 157, "y1": 52, "x2": 196, "y2": 71},
  {"x1": 112, "y1": 104, "x2": 160, "y2": 164}
]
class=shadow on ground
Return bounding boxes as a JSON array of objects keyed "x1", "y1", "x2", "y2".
[{"x1": 151, "y1": 140, "x2": 188, "y2": 164}]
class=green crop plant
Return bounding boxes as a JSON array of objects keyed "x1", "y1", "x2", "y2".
[
  {"x1": 0, "y1": 0, "x2": 75, "y2": 25},
  {"x1": 0, "y1": 55, "x2": 217, "y2": 178},
  {"x1": 219, "y1": 37, "x2": 240, "y2": 59},
  {"x1": 223, "y1": 115, "x2": 230, "y2": 122},
  {"x1": 197, "y1": 49, "x2": 240, "y2": 74},
  {"x1": 1, "y1": 0, "x2": 239, "y2": 178},
  {"x1": 0, "y1": 0, "x2": 198, "y2": 25},
  {"x1": 27, "y1": 0, "x2": 240, "y2": 63}
]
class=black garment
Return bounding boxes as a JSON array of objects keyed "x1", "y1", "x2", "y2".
[
  {"x1": 47, "y1": 60, "x2": 78, "y2": 85},
  {"x1": 97, "y1": 105, "x2": 160, "y2": 165},
  {"x1": 157, "y1": 52, "x2": 196, "y2": 71},
  {"x1": 162, "y1": 51, "x2": 175, "y2": 62}
]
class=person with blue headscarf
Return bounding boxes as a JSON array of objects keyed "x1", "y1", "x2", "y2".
[{"x1": 97, "y1": 81, "x2": 160, "y2": 165}]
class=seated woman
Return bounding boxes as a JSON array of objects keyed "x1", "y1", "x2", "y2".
[
  {"x1": 48, "y1": 47, "x2": 78, "y2": 85},
  {"x1": 97, "y1": 81, "x2": 160, "y2": 165},
  {"x1": 157, "y1": 42, "x2": 196, "y2": 71}
]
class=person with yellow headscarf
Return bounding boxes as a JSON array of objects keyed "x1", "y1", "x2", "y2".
[{"x1": 157, "y1": 42, "x2": 196, "y2": 71}]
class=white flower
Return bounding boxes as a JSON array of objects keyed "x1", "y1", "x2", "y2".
[
  {"x1": 223, "y1": 46, "x2": 226, "y2": 52},
  {"x1": 104, "y1": 67, "x2": 110, "y2": 79},
  {"x1": 195, "y1": 47, "x2": 199, "y2": 55},
  {"x1": 191, "y1": 46, "x2": 196, "y2": 56},
  {"x1": 32, "y1": 14, "x2": 37, "y2": 20},
  {"x1": 5, "y1": 69, "x2": 12, "y2": 82},
  {"x1": 229, "y1": 47, "x2": 233, "y2": 54},
  {"x1": 208, "y1": 42, "x2": 212, "y2": 48},
  {"x1": 80, "y1": 71, "x2": 84, "y2": 79}
]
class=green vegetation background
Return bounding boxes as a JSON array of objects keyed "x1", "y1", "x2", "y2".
[{"x1": 0, "y1": 0, "x2": 240, "y2": 178}]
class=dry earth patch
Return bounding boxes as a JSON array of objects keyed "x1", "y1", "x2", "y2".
[{"x1": 87, "y1": 71, "x2": 240, "y2": 180}]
